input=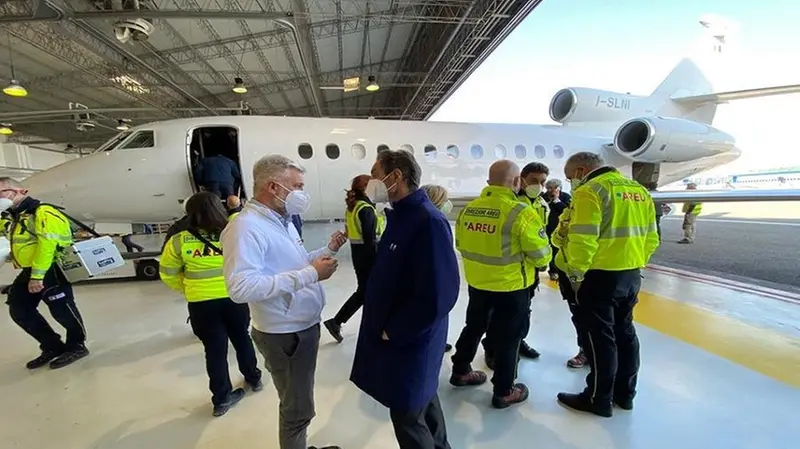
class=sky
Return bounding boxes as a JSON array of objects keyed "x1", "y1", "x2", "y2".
[{"x1": 429, "y1": 0, "x2": 800, "y2": 175}]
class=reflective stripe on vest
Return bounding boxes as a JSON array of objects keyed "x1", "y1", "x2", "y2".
[
  {"x1": 459, "y1": 202, "x2": 548, "y2": 266},
  {"x1": 159, "y1": 230, "x2": 228, "y2": 302}
]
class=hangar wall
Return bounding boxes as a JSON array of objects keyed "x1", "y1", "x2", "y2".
[{"x1": 0, "y1": 137, "x2": 77, "y2": 180}]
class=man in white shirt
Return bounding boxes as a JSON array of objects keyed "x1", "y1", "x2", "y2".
[{"x1": 222, "y1": 154, "x2": 347, "y2": 449}]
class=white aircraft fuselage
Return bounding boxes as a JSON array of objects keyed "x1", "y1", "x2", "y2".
[{"x1": 21, "y1": 115, "x2": 740, "y2": 223}]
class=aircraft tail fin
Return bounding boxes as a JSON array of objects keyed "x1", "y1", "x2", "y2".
[{"x1": 650, "y1": 58, "x2": 719, "y2": 124}]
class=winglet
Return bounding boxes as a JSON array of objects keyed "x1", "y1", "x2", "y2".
[{"x1": 672, "y1": 84, "x2": 800, "y2": 105}]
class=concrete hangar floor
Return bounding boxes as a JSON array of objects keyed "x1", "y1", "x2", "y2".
[{"x1": 0, "y1": 218, "x2": 799, "y2": 449}]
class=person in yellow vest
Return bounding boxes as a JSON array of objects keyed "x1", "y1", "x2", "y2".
[
  {"x1": 159, "y1": 191, "x2": 263, "y2": 417},
  {"x1": 678, "y1": 182, "x2": 702, "y2": 244},
  {"x1": 481, "y1": 162, "x2": 550, "y2": 368},
  {"x1": 555, "y1": 152, "x2": 660, "y2": 417},
  {"x1": 449, "y1": 160, "x2": 551, "y2": 409},
  {"x1": 0, "y1": 177, "x2": 89, "y2": 370},
  {"x1": 324, "y1": 174, "x2": 385, "y2": 343},
  {"x1": 420, "y1": 183, "x2": 455, "y2": 353}
]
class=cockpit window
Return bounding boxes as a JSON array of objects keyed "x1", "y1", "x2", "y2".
[
  {"x1": 94, "y1": 131, "x2": 132, "y2": 153},
  {"x1": 118, "y1": 130, "x2": 155, "y2": 149}
]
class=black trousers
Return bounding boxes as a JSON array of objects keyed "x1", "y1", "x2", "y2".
[
  {"x1": 452, "y1": 286, "x2": 529, "y2": 396},
  {"x1": 187, "y1": 298, "x2": 262, "y2": 406},
  {"x1": 121, "y1": 234, "x2": 144, "y2": 253},
  {"x1": 389, "y1": 393, "x2": 451, "y2": 449},
  {"x1": 204, "y1": 182, "x2": 234, "y2": 199},
  {"x1": 549, "y1": 245, "x2": 559, "y2": 274},
  {"x1": 6, "y1": 266, "x2": 86, "y2": 354},
  {"x1": 575, "y1": 269, "x2": 641, "y2": 405},
  {"x1": 482, "y1": 272, "x2": 537, "y2": 357},
  {"x1": 556, "y1": 268, "x2": 585, "y2": 350},
  {"x1": 333, "y1": 253, "x2": 372, "y2": 325}
]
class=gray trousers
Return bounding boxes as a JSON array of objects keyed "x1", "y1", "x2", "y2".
[{"x1": 251, "y1": 324, "x2": 320, "y2": 449}]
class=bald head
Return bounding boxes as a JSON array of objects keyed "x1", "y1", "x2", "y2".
[{"x1": 487, "y1": 160, "x2": 521, "y2": 190}]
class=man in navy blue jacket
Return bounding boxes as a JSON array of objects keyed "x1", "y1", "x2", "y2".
[{"x1": 350, "y1": 149, "x2": 459, "y2": 449}]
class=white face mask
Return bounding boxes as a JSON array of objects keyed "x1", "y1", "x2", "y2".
[
  {"x1": 524, "y1": 184, "x2": 542, "y2": 198},
  {"x1": 0, "y1": 197, "x2": 12, "y2": 213},
  {"x1": 365, "y1": 173, "x2": 396, "y2": 204},
  {"x1": 440, "y1": 200, "x2": 453, "y2": 214},
  {"x1": 276, "y1": 184, "x2": 311, "y2": 215}
]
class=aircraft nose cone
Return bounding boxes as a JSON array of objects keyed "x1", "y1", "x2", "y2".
[{"x1": 22, "y1": 167, "x2": 68, "y2": 206}]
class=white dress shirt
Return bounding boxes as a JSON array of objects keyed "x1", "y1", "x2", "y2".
[{"x1": 221, "y1": 199, "x2": 336, "y2": 334}]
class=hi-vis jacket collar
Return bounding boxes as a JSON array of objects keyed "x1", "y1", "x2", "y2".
[{"x1": 481, "y1": 185, "x2": 517, "y2": 200}]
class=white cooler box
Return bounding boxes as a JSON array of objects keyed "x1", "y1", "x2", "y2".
[{"x1": 57, "y1": 236, "x2": 125, "y2": 283}]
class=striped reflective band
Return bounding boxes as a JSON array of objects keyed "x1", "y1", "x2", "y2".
[
  {"x1": 183, "y1": 268, "x2": 224, "y2": 279},
  {"x1": 570, "y1": 224, "x2": 656, "y2": 238},
  {"x1": 31, "y1": 268, "x2": 47, "y2": 277},
  {"x1": 159, "y1": 266, "x2": 183, "y2": 276},
  {"x1": 460, "y1": 202, "x2": 530, "y2": 266},
  {"x1": 350, "y1": 238, "x2": 364, "y2": 244}
]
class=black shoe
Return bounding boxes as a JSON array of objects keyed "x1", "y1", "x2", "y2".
[
  {"x1": 519, "y1": 341, "x2": 541, "y2": 359},
  {"x1": 324, "y1": 319, "x2": 344, "y2": 343},
  {"x1": 309, "y1": 446, "x2": 342, "y2": 449},
  {"x1": 49, "y1": 346, "x2": 90, "y2": 370},
  {"x1": 213, "y1": 388, "x2": 246, "y2": 417},
  {"x1": 449, "y1": 370, "x2": 487, "y2": 387},
  {"x1": 556, "y1": 392, "x2": 612, "y2": 417},
  {"x1": 248, "y1": 379, "x2": 264, "y2": 392},
  {"x1": 613, "y1": 397, "x2": 634, "y2": 410},
  {"x1": 491, "y1": 383, "x2": 529, "y2": 409},
  {"x1": 444, "y1": 343, "x2": 453, "y2": 352},
  {"x1": 26, "y1": 350, "x2": 63, "y2": 369}
]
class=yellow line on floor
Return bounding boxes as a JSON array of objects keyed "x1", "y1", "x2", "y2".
[{"x1": 543, "y1": 279, "x2": 800, "y2": 388}]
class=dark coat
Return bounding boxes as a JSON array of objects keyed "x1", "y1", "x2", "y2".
[
  {"x1": 291, "y1": 214, "x2": 303, "y2": 238},
  {"x1": 545, "y1": 191, "x2": 571, "y2": 236},
  {"x1": 196, "y1": 155, "x2": 241, "y2": 185},
  {"x1": 350, "y1": 189, "x2": 460, "y2": 412}
]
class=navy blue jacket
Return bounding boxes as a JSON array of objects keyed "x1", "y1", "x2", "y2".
[
  {"x1": 350, "y1": 189, "x2": 460, "y2": 412},
  {"x1": 545, "y1": 191, "x2": 571, "y2": 236},
  {"x1": 196, "y1": 155, "x2": 241, "y2": 185},
  {"x1": 291, "y1": 214, "x2": 303, "y2": 238}
]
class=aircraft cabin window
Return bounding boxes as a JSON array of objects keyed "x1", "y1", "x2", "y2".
[
  {"x1": 326, "y1": 143, "x2": 340, "y2": 160},
  {"x1": 494, "y1": 144, "x2": 507, "y2": 159},
  {"x1": 446, "y1": 144, "x2": 459, "y2": 159},
  {"x1": 424, "y1": 144, "x2": 437, "y2": 162},
  {"x1": 534, "y1": 145, "x2": 546, "y2": 159},
  {"x1": 377, "y1": 144, "x2": 390, "y2": 153},
  {"x1": 118, "y1": 130, "x2": 155, "y2": 150},
  {"x1": 298, "y1": 143, "x2": 313, "y2": 159},
  {"x1": 470, "y1": 144, "x2": 484, "y2": 159},
  {"x1": 351, "y1": 143, "x2": 367, "y2": 160},
  {"x1": 400, "y1": 144, "x2": 414, "y2": 154},
  {"x1": 553, "y1": 145, "x2": 564, "y2": 159},
  {"x1": 514, "y1": 144, "x2": 527, "y2": 159}
]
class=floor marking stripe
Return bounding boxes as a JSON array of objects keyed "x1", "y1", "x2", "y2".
[
  {"x1": 647, "y1": 264, "x2": 800, "y2": 305},
  {"x1": 543, "y1": 279, "x2": 800, "y2": 388},
  {"x1": 661, "y1": 216, "x2": 800, "y2": 227}
]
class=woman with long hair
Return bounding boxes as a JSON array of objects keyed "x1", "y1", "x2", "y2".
[
  {"x1": 421, "y1": 184, "x2": 455, "y2": 352},
  {"x1": 324, "y1": 174, "x2": 384, "y2": 343},
  {"x1": 159, "y1": 191, "x2": 262, "y2": 417}
]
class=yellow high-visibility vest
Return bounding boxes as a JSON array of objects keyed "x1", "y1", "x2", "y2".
[
  {"x1": 3, "y1": 205, "x2": 72, "y2": 280},
  {"x1": 682, "y1": 202, "x2": 702, "y2": 215},
  {"x1": 456, "y1": 186, "x2": 551, "y2": 292},
  {"x1": 517, "y1": 193, "x2": 548, "y2": 224},
  {"x1": 561, "y1": 168, "x2": 660, "y2": 282},
  {"x1": 345, "y1": 200, "x2": 385, "y2": 244},
  {"x1": 159, "y1": 229, "x2": 228, "y2": 302}
]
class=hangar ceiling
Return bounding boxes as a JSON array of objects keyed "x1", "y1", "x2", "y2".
[{"x1": 0, "y1": 0, "x2": 543, "y2": 151}]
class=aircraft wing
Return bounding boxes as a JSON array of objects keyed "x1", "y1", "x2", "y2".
[
  {"x1": 672, "y1": 84, "x2": 800, "y2": 105},
  {"x1": 450, "y1": 189, "x2": 800, "y2": 205}
]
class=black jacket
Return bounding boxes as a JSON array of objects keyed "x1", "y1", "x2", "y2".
[{"x1": 545, "y1": 191, "x2": 571, "y2": 236}]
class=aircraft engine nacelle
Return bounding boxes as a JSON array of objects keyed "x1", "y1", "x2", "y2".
[
  {"x1": 548, "y1": 88, "x2": 644, "y2": 123},
  {"x1": 613, "y1": 116, "x2": 736, "y2": 163}
]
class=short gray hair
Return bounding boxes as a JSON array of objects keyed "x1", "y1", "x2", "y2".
[
  {"x1": 566, "y1": 151, "x2": 604, "y2": 169},
  {"x1": 545, "y1": 179, "x2": 562, "y2": 189},
  {"x1": 252, "y1": 154, "x2": 305, "y2": 191}
]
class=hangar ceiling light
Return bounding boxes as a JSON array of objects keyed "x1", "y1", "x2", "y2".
[
  {"x1": 232, "y1": 77, "x2": 247, "y2": 94},
  {"x1": 0, "y1": 124, "x2": 13, "y2": 135},
  {"x1": 3, "y1": 80, "x2": 27, "y2": 98},
  {"x1": 365, "y1": 75, "x2": 380, "y2": 92}
]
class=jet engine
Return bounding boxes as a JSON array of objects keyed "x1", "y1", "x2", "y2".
[
  {"x1": 548, "y1": 88, "x2": 644, "y2": 124},
  {"x1": 613, "y1": 116, "x2": 735, "y2": 163}
]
